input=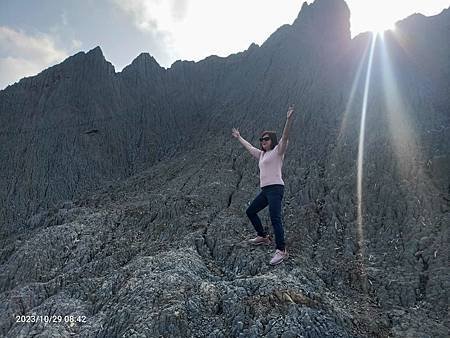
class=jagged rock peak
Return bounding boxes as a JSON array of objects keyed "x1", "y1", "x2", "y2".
[
  {"x1": 395, "y1": 5, "x2": 450, "y2": 28},
  {"x1": 247, "y1": 42, "x2": 259, "y2": 51},
  {"x1": 295, "y1": 0, "x2": 350, "y2": 22},
  {"x1": 62, "y1": 45, "x2": 107, "y2": 65},
  {"x1": 62, "y1": 45, "x2": 115, "y2": 74},
  {"x1": 121, "y1": 52, "x2": 163, "y2": 75},
  {"x1": 293, "y1": 0, "x2": 351, "y2": 41},
  {"x1": 131, "y1": 52, "x2": 161, "y2": 67},
  {"x1": 76, "y1": 45, "x2": 115, "y2": 74},
  {"x1": 86, "y1": 46, "x2": 105, "y2": 59}
]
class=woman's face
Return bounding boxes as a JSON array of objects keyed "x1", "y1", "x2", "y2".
[{"x1": 260, "y1": 134, "x2": 272, "y2": 151}]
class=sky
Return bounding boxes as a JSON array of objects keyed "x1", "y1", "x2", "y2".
[{"x1": 0, "y1": 0, "x2": 449, "y2": 90}]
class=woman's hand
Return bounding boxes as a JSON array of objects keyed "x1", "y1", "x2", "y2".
[
  {"x1": 231, "y1": 127, "x2": 240, "y2": 138},
  {"x1": 287, "y1": 105, "x2": 294, "y2": 119}
]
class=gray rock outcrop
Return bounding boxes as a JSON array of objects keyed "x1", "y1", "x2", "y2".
[{"x1": 0, "y1": 0, "x2": 448, "y2": 336}]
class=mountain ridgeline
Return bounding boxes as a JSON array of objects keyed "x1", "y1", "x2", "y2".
[{"x1": 0, "y1": 0, "x2": 449, "y2": 337}]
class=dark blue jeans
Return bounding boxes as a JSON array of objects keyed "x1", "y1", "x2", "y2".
[{"x1": 246, "y1": 184, "x2": 285, "y2": 250}]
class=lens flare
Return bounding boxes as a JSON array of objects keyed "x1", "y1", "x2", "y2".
[
  {"x1": 336, "y1": 40, "x2": 370, "y2": 145},
  {"x1": 356, "y1": 32, "x2": 377, "y2": 292},
  {"x1": 377, "y1": 32, "x2": 440, "y2": 216},
  {"x1": 379, "y1": 33, "x2": 422, "y2": 179}
]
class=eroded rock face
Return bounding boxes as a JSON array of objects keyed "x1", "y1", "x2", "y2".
[
  {"x1": 0, "y1": 151, "x2": 373, "y2": 337},
  {"x1": 0, "y1": 0, "x2": 449, "y2": 337}
]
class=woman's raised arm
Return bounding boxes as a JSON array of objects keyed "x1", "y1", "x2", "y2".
[
  {"x1": 232, "y1": 128, "x2": 262, "y2": 159},
  {"x1": 278, "y1": 105, "x2": 294, "y2": 155}
]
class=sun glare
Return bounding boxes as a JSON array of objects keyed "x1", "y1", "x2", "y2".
[
  {"x1": 352, "y1": 13, "x2": 396, "y2": 34},
  {"x1": 367, "y1": 21, "x2": 396, "y2": 34},
  {"x1": 302, "y1": 0, "x2": 449, "y2": 37},
  {"x1": 350, "y1": 1, "x2": 401, "y2": 35}
]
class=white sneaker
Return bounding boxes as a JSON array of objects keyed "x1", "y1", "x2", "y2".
[
  {"x1": 248, "y1": 235, "x2": 271, "y2": 246},
  {"x1": 270, "y1": 249, "x2": 288, "y2": 265}
]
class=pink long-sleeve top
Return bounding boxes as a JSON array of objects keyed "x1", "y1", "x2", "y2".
[{"x1": 248, "y1": 137, "x2": 288, "y2": 187}]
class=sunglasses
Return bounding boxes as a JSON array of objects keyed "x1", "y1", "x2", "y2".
[{"x1": 259, "y1": 136, "x2": 271, "y2": 142}]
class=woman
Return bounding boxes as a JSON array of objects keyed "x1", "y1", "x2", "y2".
[{"x1": 231, "y1": 105, "x2": 294, "y2": 265}]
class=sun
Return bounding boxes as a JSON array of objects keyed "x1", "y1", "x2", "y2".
[
  {"x1": 366, "y1": 15, "x2": 397, "y2": 34},
  {"x1": 367, "y1": 20, "x2": 396, "y2": 34},
  {"x1": 353, "y1": 14, "x2": 396, "y2": 34},
  {"x1": 350, "y1": 1, "x2": 398, "y2": 35}
]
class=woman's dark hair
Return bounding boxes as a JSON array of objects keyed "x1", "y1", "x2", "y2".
[{"x1": 260, "y1": 130, "x2": 278, "y2": 151}]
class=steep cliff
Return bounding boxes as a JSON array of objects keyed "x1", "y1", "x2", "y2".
[{"x1": 0, "y1": 0, "x2": 448, "y2": 336}]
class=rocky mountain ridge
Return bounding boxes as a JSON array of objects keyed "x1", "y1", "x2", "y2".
[{"x1": 0, "y1": 0, "x2": 449, "y2": 336}]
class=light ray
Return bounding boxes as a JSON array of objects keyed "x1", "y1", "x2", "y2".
[
  {"x1": 379, "y1": 34, "x2": 422, "y2": 181},
  {"x1": 376, "y1": 32, "x2": 442, "y2": 223},
  {"x1": 356, "y1": 32, "x2": 377, "y2": 292},
  {"x1": 337, "y1": 38, "x2": 371, "y2": 145}
]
